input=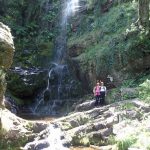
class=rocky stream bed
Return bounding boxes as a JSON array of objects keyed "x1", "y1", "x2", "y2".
[{"x1": 1, "y1": 98, "x2": 150, "y2": 150}]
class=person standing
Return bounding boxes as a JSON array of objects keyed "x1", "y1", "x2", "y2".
[
  {"x1": 100, "y1": 82, "x2": 106, "y2": 105},
  {"x1": 93, "y1": 81, "x2": 101, "y2": 106}
]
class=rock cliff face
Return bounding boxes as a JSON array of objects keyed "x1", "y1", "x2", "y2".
[
  {"x1": 0, "y1": 22, "x2": 14, "y2": 107},
  {"x1": 67, "y1": 0, "x2": 150, "y2": 92}
]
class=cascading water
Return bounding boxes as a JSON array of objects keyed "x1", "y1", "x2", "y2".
[
  {"x1": 23, "y1": 124, "x2": 70, "y2": 150},
  {"x1": 23, "y1": 1, "x2": 81, "y2": 149},
  {"x1": 33, "y1": 0, "x2": 80, "y2": 116},
  {"x1": 54, "y1": 0, "x2": 80, "y2": 63}
]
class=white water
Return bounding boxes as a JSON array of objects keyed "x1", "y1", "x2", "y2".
[
  {"x1": 64, "y1": 0, "x2": 80, "y2": 18},
  {"x1": 23, "y1": 124, "x2": 69, "y2": 150},
  {"x1": 56, "y1": 0, "x2": 80, "y2": 62},
  {"x1": 46, "y1": 124, "x2": 69, "y2": 150},
  {"x1": 33, "y1": 0, "x2": 80, "y2": 115},
  {"x1": 55, "y1": 0, "x2": 80, "y2": 62},
  {"x1": 23, "y1": 0, "x2": 80, "y2": 149}
]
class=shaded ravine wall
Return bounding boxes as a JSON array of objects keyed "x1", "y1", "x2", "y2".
[{"x1": 0, "y1": 22, "x2": 14, "y2": 107}]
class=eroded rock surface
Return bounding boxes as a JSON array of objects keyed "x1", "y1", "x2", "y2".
[
  {"x1": 1, "y1": 98, "x2": 150, "y2": 150},
  {"x1": 52, "y1": 99, "x2": 150, "y2": 148},
  {"x1": 0, "y1": 22, "x2": 14, "y2": 107},
  {"x1": 7, "y1": 67, "x2": 48, "y2": 98}
]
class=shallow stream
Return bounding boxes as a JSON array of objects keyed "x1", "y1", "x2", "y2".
[{"x1": 22, "y1": 114, "x2": 97, "y2": 150}]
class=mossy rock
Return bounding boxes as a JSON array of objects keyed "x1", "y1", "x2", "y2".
[
  {"x1": 37, "y1": 42, "x2": 53, "y2": 56},
  {"x1": 33, "y1": 41, "x2": 54, "y2": 67},
  {"x1": 72, "y1": 134, "x2": 90, "y2": 146},
  {"x1": 14, "y1": 41, "x2": 54, "y2": 68},
  {"x1": 0, "y1": 69, "x2": 6, "y2": 106},
  {"x1": 7, "y1": 67, "x2": 48, "y2": 98},
  {"x1": 0, "y1": 22, "x2": 14, "y2": 107}
]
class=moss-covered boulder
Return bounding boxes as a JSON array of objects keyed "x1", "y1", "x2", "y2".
[
  {"x1": 0, "y1": 22, "x2": 14, "y2": 107},
  {"x1": 7, "y1": 67, "x2": 48, "y2": 98}
]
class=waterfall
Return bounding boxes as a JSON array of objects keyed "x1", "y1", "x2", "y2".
[
  {"x1": 32, "y1": 0, "x2": 80, "y2": 116},
  {"x1": 23, "y1": 1, "x2": 81, "y2": 149},
  {"x1": 54, "y1": 0, "x2": 80, "y2": 63}
]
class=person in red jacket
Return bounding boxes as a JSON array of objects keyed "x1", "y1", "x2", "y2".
[{"x1": 93, "y1": 81, "x2": 101, "y2": 106}]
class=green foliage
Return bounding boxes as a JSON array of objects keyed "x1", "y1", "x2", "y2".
[
  {"x1": 121, "y1": 71, "x2": 150, "y2": 89},
  {"x1": 80, "y1": 137, "x2": 90, "y2": 146},
  {"x1": 115, "y1": 126, "x2": 150, "y2": 150},
  {"x1": 0, "y1": 0, "x2": 60, "y2": 68},
  {"x1": 106, "y1": 88, "x2": 121, "y2": 103},
  {"x1": 109, "y1": 116, "x2": 150, "y2": 150},
  {"x1": 0, "y1": 69, "x2": 6, "y2": 103},
  {"x1": 24, "y1": 122, "x2": 34, "y2": 131},
  {"x1": 119, "y1": 102, "x2": 136, "y2": 110},
  {"x1": 72, "y1": 133, "x2": 90, "y2": 146},
  {"x1": 122, "y1": 79, "x2": 136, "y2": 87},
  {"x1": 61, "y1": 122, "x2": 73, "y2": 130},
  {"x1": 43, "y1": 10, "x2": 57, "y2": 22},
  {"x1": 68, "y1": 1, "x2": 139, "y2": 77},
  {"x1": 14, "y1": 40, "x2": 54, "y2": 67},
  {"x1": 86, "y1": 0, "x2": 97, "y2": 11},
  {"x1": 139, "y1": 79, "x2": 150, "y2": 103},
  {"x1": 89, "y1": 136, "x2": 106, "y2": 146},
  {"x1": 0, "y1": 129, "x2": 27, "y2": 150},
  {"x1": 77, "y1": 115, "x2": 89, "y2": 125},
  {"x1": 107, "y1": 135, "x2": 116, "y2": 145},
  {"x1": 116, "y1": 135, "x2": 137, "y2": 150}
]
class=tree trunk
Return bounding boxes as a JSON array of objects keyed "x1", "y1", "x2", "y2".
[{"x1": 138, "y1": 0, "x2": 149, "y2": 31}]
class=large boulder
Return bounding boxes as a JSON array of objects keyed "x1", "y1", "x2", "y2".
[
  {"x1": 0, "y1": 22, "x2": 14, "y2": 107},
  {"x1": 0, "y1": 108, "x2": 49, "y2": 145}
]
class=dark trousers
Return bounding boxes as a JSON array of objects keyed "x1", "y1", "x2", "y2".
[
  {"x1": 100, "y1": 91, "x2": 105, "y2": 105},
  {"x1": 95, "y1": 95, "x2": 100, "y2": 106}
]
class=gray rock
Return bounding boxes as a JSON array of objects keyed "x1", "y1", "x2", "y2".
[
  {"x1": 75, "y1": 100, "x2": 95, "y2": 111},
  {"x1": 32, "y1": 122, "x2": 48, "y2": 133},
  {"x1": 7, "y1": 67, "x2": 48, "y2": 98}
]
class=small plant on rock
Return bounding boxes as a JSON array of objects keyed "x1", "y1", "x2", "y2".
[
  {"x1": 116, "y1": 134, "x2": 137, "y2": 150},
  {"x1": 139, "y1": 79, "x2": 150, "y2": 103},
  {"x1": 72, "y1": 132, "x2": 90, "y2": 146}
]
